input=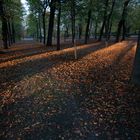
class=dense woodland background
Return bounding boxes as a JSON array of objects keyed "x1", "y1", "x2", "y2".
[{"x1": 0, "y1": 0, "x2": 140, "y2": 49}]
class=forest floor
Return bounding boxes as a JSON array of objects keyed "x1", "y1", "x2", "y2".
[{"x1": 0, "y1": 39, "x2": 140, "y2": 140}]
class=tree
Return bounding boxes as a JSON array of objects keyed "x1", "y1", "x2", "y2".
[
  {"x1": 98, "y1": 0, "x2": 109, "y2": 41},
  {"x1": 47, "y1": 0, "x2": 56, "y2": 46},
  {"x1": 56, "y1": 0, "x2": 61, "y2": 50},
  {"x1": 131, "y1": 0, "x2": 140, "y2": 84},
  {"x1": 0, "y1": 0, "x2": 8, "y2": 49},
  {"x1": 27, "y1": 0, "x2": 49, "y2": 44},
  {"x1": 85, "y1": 3, "x2": 92, "y2": 44},
  {"x1": 71, "y1": 0, "x2": 76, "y2": 45},
  {"x1": 105, "y1": 0, "x2": 116, "y2": 41},
  {"x1": 42, "y1": 0, "x2": 49, "y2": 45},
  {"x1": 116, "y1": 0, "x2": 130, "y2": 42},
  {"x1": 0, "y1": 0, "x2": 23, "y2": 49},
  {"x1": 132, "y1": 30, "x2": 140, "y2": 85}
]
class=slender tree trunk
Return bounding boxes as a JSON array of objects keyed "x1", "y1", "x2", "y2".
[
  {"x1": 132, "y1": 30, "x2": 140, "y2": 85},
  {"x1": 64, "y1": 25, "x2": 69, "y2": 41},
  {"x1": 71, "y1": 0, "x2": 77, "y2": 59},
  {"x1": 116, "y1": 0, "x2": 130, "y2": 42},
  {"x1": 57, "y1": 0, "x2": 61, "y2": 50},
  {"x1": 78, "y1": 23, "x2": 82, "y2": 39},
  {"x1": 2, "y1": 18, "x2": 8, "y2": 49},
  {"x1": 116, "y1": 20, "x2": 123, "y2": 42},
  {"x1": 108, "y1": 21, "x2": 112, "y2": 40},
  {"x1": 105, "y1": 0, "x2": 116, "y2": 41},
  {"x1": 0, "y1": 0, "x2": 8, "y2": 49},
  {"x1": 98, "y1": 0, "x2": 109, "y2": 41},
  {"x1": 8, "y1": 20, "x2": 13, "y2": 44},
  {"x1": 71, "y1": 0, "x2": 76, "y2": 45},
  {"x1": 11, "y1": 21, "x2": 15, "y2": 43},
  {"x1": 7, "y1": 20, "x2": 11, "y2": 46},
  {"x1": 66, "y1": 25, "x2": 69, "y2": 37},
  {"x1": 38, "y1": 14, "x2": 42, "y2": 42},
  {"x1": 42, "y1": 10, "x2": 46, "y2": 45},
  {"x1": 85, "y1": 9, "x2": 92, "y2": 44},
  {"x1": 122, "y1": 20, "x2": 126, "y2": 41},
  {"x1": 36, "y1": 19, "x2": 39, "y2": 41},
  {"x1": 94, "y1": 20, "x2": 98, "y2": 39},
  {"x1": 47, "y1": 0, "x2": 56, "y2": 46}
]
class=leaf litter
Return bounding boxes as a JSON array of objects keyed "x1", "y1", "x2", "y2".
[{"x1": 0, "y1": 40, "x2": 140, "y2": 139}]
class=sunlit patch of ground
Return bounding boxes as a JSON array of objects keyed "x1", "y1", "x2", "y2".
[{"x1": 0, "y1": 40, "x2": 140, "y2": 139}]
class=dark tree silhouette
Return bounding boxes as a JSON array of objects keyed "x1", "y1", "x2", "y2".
[
  {"x1": 47, "y1": 0, "x2": 56, "y2": 46},
  {"x1": 132, "y1": 30, "x2": 140, "y2": 85},
  {"x1": 116, "y1": 0, "x2": 130, "y2": 42}
]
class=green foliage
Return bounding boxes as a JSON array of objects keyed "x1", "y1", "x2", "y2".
[
  {"x1": 26, "y1": 13, "x2": 38, "y2": 37},
  {"x1": 2, "y1": 0, "x2": 24, "y2": 39}
]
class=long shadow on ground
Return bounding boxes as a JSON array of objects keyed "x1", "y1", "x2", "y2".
[
  {"x1": 0, "y1": 41, "x2": 114, "y2": 91},
  {"x1": 70, "y1": 42, "x2": 140, "y2": 139},
  {"x1": 0, "y1": 40, "x2": 139, "y2": 140}
]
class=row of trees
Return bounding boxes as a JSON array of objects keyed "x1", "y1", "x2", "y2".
[
  {"x1": 0, "y1": 0, "x2": 23, "y2": 49},
  {"x1": 26, "y1": 0, "x2": 140, "y2": 50},
  {"x1": 0, "y1": 0, "x2": 139, "y2": 49}
]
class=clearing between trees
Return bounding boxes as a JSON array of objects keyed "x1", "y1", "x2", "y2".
[{"x1": 0, "y1": 40, "x2": 140, "y2": 139}]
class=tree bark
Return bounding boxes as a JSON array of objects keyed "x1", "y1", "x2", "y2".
[
  {"x1": 7, "y1": 20, "x2": 11, "y2": 46},
  {"x1": 122, "y1": 20, "x2": 126, "y2": 41},
  {"x1": 2, "y1": 18, "x2": 8, "y2": 49},
  {"x1": 0, "y1": 0, "x2": 8, "y2": 49},
  {"x1": 98, "y1": 0, "x2": 109, "y2": 41},
  {"x1": 132, "y1": 30, "x2": 140, "y2": 85},
  {"x1": 38, "y1": 15, "x2": 42, "y2": 42},
  {"x1": 85, "y1": 9, "x2": 91, "y2": 44},
  {"x1": 78, "y1": 23, "x2": 82, "y2": 39},
  {"x1": 105, "y1": 0, "x2": 116, "y2": 41},
  {"x1": 47, "y1": 0, "x2": 56, "y2": 46},
  {"x1": 71, "y1": 0, "x2": 76, "y2": 45},
  {"x1": 42, "y1": 10, "x2": 46, "y2": 45},
  {"x1": 94, "y1": 20, "x2": 98, "y2": 39},
  {"x1": 108, "y1": 21, "x2": 112, "y2": 40},
  {"x1": 116, "y1": 0, "x2": 130, "y2": 42},
  {"x1": 36, "y1": 19, "x2": 39, "y2": 41},
  {"x1": 57, "y1": 0, "x2": 61, "y2": 50},
  {"x1": 11, "y1": 21, "x2": 15, "y2": 43}
]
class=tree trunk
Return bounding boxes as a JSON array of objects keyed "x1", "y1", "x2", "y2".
[
  {"x1": 105, "y1": 0, "x2": 116, "y2": 41},
  {"x1": 42, "y1": 10, "x2": 46, "y2": 45},
  {"x1": 108, "y1": 21, "x2": 112, "y2": 40},
  {"x1": 66, "y1": 25, "x2": 69, "y2": 37},
  {"x1": 132, "y1": 30, "x2": 140, "y2": 85},
  {"x1": 94, "y1": 20, "x2": 98, "y2": 39},
  {"x1": 85, "y1": 9, "x2": 91, "y2": 44},
  {"x1": 47, "y1": 0, "x2": 56, "y2": 46},
  {"x1": 12, "y1": 21, "x2": 15, "y2": 43},
  {"x1": 121, "y1": 20, "x2": 126, "y2": 41},
  {"x1": 8, "y1": 20, "x2": 13, "y2": 45},
  {"x1": 116, "y1": 20, "x2": 123, "y2": 42},
  {"x1": 57, "y1": 0, "x2": 61, "y2": 50},
  {"x1": 36, "y1": 19, "x2": 39, "y2": 41},
  {"x1": 116, "y1": 0, "x2": 130, "y2": 42},
  {"x1": 7, "y1": 20, "x2": 11, "y2": 46},
  {"x1": 78, "y1": 23, "x2": 82, "y2": 39},
  {"x1": 38, "y1": 14, "x2": 42, "y2": 42},
  {"x1": 71, "y1": 0, "x2": 76, "y2": 45},
  {"x1": 0, "y1": 0, "x2": 8, "y2": 49},
  {"x1": 2, "y1": 18, "x2": 8, "y2": 49},
  {"x1": 98, "y1": 0, "x2": 109, "y2": 41},
  {"x1": 71, "y1": 0, "x2": 77, "y2": 59}
]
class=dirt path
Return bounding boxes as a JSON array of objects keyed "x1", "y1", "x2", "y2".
[{"x1": 0, "y1": 40, "x2": 140, "y2": 139}]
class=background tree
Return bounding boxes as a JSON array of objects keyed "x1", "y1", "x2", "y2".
[
  {"x1": 0, "y1": 0, "x2": 23, "y2": 49},
  {"x1": 116, "y1": 0, "x2": 130, "y2": 42},
  {"x1": 47, "y1": 0, "x2": 56, "y2": 46}
]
